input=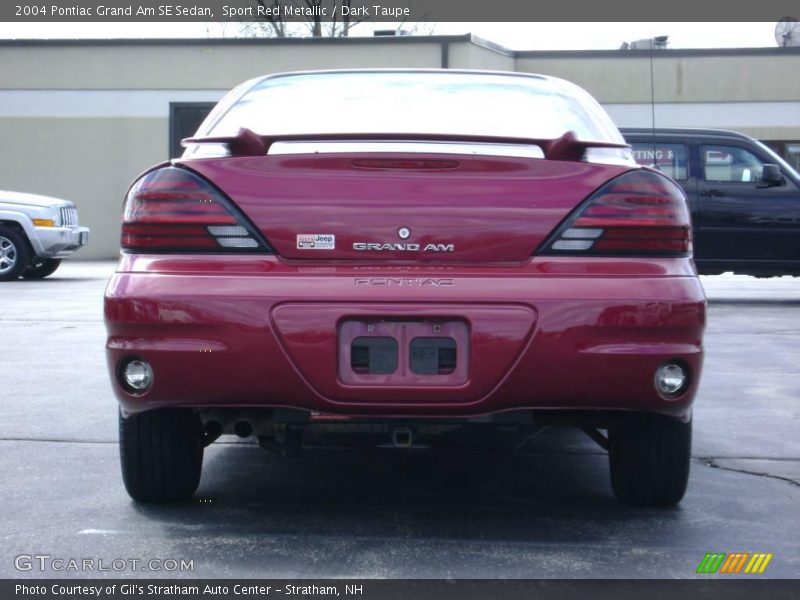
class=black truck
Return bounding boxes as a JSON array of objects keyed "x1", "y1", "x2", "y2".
[{"x1": 621, "y1": 128, "x2": 800, "y2": 277}]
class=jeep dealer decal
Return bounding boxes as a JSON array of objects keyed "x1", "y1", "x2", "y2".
[{"x1": 297, "y1": 234, "x2": 335, "y2": 250}]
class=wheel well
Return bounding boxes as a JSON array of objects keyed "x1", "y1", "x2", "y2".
[{"x1": 0, "y1": 220, "x2": 35, "y2": 261}]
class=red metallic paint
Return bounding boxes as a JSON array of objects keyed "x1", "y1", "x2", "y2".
[
  {"x1": 180, "y1": 154, "x2": 632, "y2": 262},
  {"x1": 105, "y1": 253, "x2": 705, "y2": 421}
]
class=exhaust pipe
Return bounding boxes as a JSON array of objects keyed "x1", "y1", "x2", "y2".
[
  {"x1": 391, "y1": 427, "x2": 414, "y2": 448},
  {"x1": 203, "y1": 420, "x2": 223, "y2": 446},
  {"x1": 234, "y1": 420, "x2": 253, "y2": 438}
]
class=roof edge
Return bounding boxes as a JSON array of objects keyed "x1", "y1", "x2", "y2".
[
  {"x1": 0, "y1": 34, "x2": 473, "y2": 47},
  {"x1": 516, "y1": 46, "x2": 800, "y2": 58},
  {"x1": 0, "y1": 35, "x2": 794, "y2": 58}
]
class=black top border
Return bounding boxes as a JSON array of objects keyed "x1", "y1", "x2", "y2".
[{"x1": 0, "y1": 0, "x2": 798, "y2": 22}]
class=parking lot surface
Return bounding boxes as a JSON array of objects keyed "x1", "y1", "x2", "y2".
[{"x1": 1, "y1": 262, "x2": 798, "y2": 578}]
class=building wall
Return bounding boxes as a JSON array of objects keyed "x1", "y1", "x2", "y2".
[
  {"x1": 515, "y1": 51, "x2": 800, "y2": 103},
  {"x1": 515, "y1": 49, "x2": 800, "y2": 140},
  {"x1": 0, "y1": 118, "x2": 164, "y2": 260},
  {"x1": 447, "y1": 40, "x2": 515, "y2": 71},
  {"x1": 0, "y1": 40, "x2": 444, "y2": 89},
  {"x1": 1, "y1": 37, "x2": 798, "y2": 259}
]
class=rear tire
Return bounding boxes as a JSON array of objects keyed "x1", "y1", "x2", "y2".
[
  {"x1": 0, "y1": 225, "x2": 30, "y2": 281},
  {"x1": 22, "y1": 258, "x2": 61, "y2": 280},
  {"x1": 609, "y1": 413, "x2": 691, "y2": 506},
  {"x1": 119, "y1": 409, "x2": 204, "y2": 503}
]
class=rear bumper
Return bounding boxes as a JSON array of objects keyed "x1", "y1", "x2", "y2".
[{"x1": 105, "y1": 255, "x2": 706, "y2": 420}]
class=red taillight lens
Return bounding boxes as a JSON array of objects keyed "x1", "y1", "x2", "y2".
[
  {"x1": 541, "y1": 170, "x2": 691, "y2": 256},
  {"x1": 121, "y1": 167, "x2": 271, "y2": 253}
]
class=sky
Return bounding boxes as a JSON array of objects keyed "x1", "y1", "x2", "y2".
[{"x1": 0, "y1": 22, "x2": 782, "y2": 50}]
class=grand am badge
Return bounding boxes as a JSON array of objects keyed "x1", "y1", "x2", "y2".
[
  {"x1": 352, "y1": 242, "x2": 455, "y2": 252},
  {"x1": 297, "y1": 234, "x2": 335, "y2": 250}
]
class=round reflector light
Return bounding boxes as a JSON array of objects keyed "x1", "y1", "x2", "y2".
[
  {"x1": 655, "y1": 362, "x2": 688, "y2": 397},
  {"x1": 122, "y1": 360, "x2": 154, "y2": 392}
]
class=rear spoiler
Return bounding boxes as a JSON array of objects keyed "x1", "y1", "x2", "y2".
[{"x1": 182, "y1": 128, "x2": 629, "y2": 162}]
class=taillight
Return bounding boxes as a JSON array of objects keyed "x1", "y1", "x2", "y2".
[
  {"x1": 541, "y1": 170, "x2": 691, "y2": 256},
  {"x1": 121, "y1": 167, "x2": 271, "y2": 253}
]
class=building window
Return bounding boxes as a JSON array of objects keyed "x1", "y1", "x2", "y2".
[
  {"x1": 630, "y1": 143, "x2": 688, "y2": 180},
  {"x1": 168, "y1": 103, "x2": 215, "y2": 158}
]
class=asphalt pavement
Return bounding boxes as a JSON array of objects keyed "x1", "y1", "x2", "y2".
[{"x1": 1, "y1": 262, "x2": 798, "y2": 578}]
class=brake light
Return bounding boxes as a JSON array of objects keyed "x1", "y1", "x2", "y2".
[
  {"x1": 121, "y1": 167, "x2": 271, "y2": 253},
  {"x1": 541, "y1": 170, "x2": 691, "y2": 256}
]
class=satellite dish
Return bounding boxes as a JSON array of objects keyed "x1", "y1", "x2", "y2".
[{"x1": 775, "y1": 17, "x2": 800, "y2": 47}]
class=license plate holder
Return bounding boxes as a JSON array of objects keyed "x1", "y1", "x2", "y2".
[{"x1": 339, "y1": 319, "x2": 469, "y2": 386}]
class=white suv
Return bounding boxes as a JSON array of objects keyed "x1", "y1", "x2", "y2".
[{"x1": 0, "y1": 190, "x2": 90, "y2": 281}]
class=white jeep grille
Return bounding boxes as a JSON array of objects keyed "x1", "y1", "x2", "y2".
[{"x1": 60, "y1": 206, "x2": 78, "y2": 227}]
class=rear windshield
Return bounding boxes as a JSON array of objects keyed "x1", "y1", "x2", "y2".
[{"x1": 203, "y1": 71, "x2": 624, "y2": 143}]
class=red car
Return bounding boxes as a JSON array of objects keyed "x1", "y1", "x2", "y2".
[{"x1": 105, "y1": 70, "x2": 705, "y2": 506}]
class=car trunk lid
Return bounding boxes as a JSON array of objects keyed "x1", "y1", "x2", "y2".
[{"x1": 182, "y1": 151, "x2": 631, "y2": 262}]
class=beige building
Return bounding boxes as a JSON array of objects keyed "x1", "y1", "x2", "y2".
[{"x1": 1, "y1": 34, "x2": 798, "y2": 259}]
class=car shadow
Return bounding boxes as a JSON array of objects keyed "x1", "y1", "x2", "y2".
[
  {"x1": 131, "y1": 427, "x2": 680, "y2": 547},
  {"x1": 11, "y1": 277, "x2": 108, "y2": 284}
]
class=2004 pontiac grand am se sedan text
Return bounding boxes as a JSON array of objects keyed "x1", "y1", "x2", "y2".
[{"x1": 104, "y1": 70, "x2": 706, "y2": 507}]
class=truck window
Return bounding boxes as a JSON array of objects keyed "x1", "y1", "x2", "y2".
[
  {"x1": 703, "y1": 145, "x2": 765, "y2": 183},
  {"x1": 631, "y1": 143, "x2": 687, "y2": 180}
]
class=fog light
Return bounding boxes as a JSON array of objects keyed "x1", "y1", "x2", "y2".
[
  {"x1": 655, "y1": 362, "x2": 688, "y2": 397},
  {"x1": 122, "y1": 359, "x2": 153, "y2": 392}
]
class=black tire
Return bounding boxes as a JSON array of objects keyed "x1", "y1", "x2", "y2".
[
  {"x1": 0, "y1": 225, "x2": 31, "y2": 282},
  {"x1": 609, "y1": 413, "x2": 691, "y2": 506},
  {"x1": 119, "y1": 409, "x2": 204, "y2": 503},
  {"x1": 22, "y1": 258, "x2": 61, "y2": 280}
]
